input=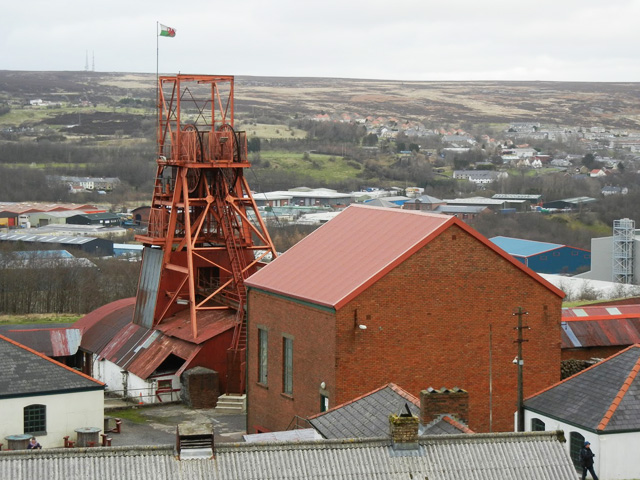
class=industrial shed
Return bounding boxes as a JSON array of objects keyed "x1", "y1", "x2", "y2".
[
  {"x1": 72, "y1": 297, "x2": 235, "y2": 403},
  {"x1": 66, "y1": 212, "x2": 121, "y2": 226},
  {"x1": 0, "y1": 430, "x2": 576, "y2": 480},
  {"x1": 490, "y1": 236, "x2": 590, "y2": 274},
  {"x1": 0, "y1": 233, "x2": 114, "y2": 256}
]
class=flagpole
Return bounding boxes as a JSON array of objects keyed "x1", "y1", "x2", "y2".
[{"x1": 156, "y1": 21, "x2": 159, "y2": 154}]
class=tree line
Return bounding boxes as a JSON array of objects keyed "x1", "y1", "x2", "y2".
[{"x1": 0, "y1": 246, "x2": 139, "y2": 314}]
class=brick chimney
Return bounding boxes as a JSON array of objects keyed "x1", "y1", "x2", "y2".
[
  {"x1": 420, "y1": 387, "x2": 469, "y2": 425},
  {"x1": 389, "y1": 403, "x2": 419, "y2": 450}
]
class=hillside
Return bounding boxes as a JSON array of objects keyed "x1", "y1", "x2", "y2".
[{"x1": 1, "y1": 71, "x2": 640, "y2": 129}]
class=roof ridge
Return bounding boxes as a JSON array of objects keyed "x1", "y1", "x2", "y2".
[
  {"x1": 388, "y1": 383, "x2": 420, "y2": 406},
  {"x1": 442, "y1": 415, "x2": 475, "y2": 434},
  {"x1": 307, "y1": 383, "x2": 413, "y2": 420},
  {"x1": 0, "y1": 333, "x2": 104, "y2": 387},
  {"x1": 597, "y1": 351, "x2": 640, "y2": 431},
  {"x1": 526, "y1": 344, "x2": 640, "y2": 401}
]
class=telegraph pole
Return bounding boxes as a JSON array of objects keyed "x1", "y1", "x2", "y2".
[{"x1": 513, "y1": 306, "x2": 529, "y2": 432}]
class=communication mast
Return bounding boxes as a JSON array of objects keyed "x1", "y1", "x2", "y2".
[{"x1": 135, "y1": 75, "x2": 277, "y2": 393}]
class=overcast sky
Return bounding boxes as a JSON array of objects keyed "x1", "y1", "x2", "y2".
[{"x1": 3, "y1": 0, "x2": 640, "y2": 82}]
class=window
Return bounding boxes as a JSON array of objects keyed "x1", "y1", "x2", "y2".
[
  {"x1": 320, "y1": 394, "x2": 329, "y2": 412},
  {"x1": 258, "y1": 328, "x2": 268, "y2": 385},
  {"x1": 283, "y1": 336, "x2": 293, "y2": 395},
  {"x1": 531, "y1": 418, "x2": 545, "y2": 431},
  {"x1": 24, "y1": 404, "x2": 46, "y2": 434},
  {"x1": 569, "y1": 431, "x2": 585, "y2": 471}
]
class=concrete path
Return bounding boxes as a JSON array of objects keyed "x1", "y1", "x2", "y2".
[{"x1": 104, "y1": 400, "x2": 246, "y2": 447}]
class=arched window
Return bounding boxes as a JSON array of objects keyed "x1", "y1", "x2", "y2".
[
  {"x1": 569, "y1": 431, "x2": 585, "y2": 471},
  {"x1": 24, "y1": 404, "x2": 46, "y2": 434},
  {"x1": 531, "y1": 418, "x2": 545, "y2": 431}
]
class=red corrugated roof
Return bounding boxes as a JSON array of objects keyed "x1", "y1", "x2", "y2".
[
  {"x1": 246, "y1": 205, "x2": 563, "y2": 309},
  {"x1": 563, "y1": 304, "x2": 640, "y2": 318},
  {"x1": 75, "y1": 297, "x2": 235, "y2": 380},
  {"x1": 155, "y1": 308, "x2": 236, "y2": 344},
  {"x1": 127, "y1": 335, "x2": 201, "y2": 380},
  {"x1": 562, "y1": 305, "x2": 640, "y2": 348}
]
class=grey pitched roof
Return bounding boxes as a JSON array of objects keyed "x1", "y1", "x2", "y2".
[
  {"x1": 525, "y1": 344, "x2": 640, "y2": 432},
  {"x1": 0, "y1": 431, "x2": 576, "y2": 480},
  {"x1": 308, "y1": 383, "x2": 421, "y2": 439},
  {"x1": 0, "y1": 335, "x2": 103, "y2": 399},
  {"x1": 421, "y1": 414, "x2": 472, "y2": 435}
]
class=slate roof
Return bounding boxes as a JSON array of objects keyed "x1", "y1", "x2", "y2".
[
  {"x1": 422, "y1": 414, "x2": 474, "y2": 435},
  {"x1": 0, "y1": 431, "x2": 577, "y2": 480},
  {"x1": 0, "y1": 334, "x2": 103, "y2": 399},
  {"x1": 525, "y1": 344, "x2": 640, "y2": 432},
  {"x1": 308, "y1": 383, "x2": 422, "y2": 439},
  {"x1": 245, "y1": 205, "x2": 563, "y2": 309}
]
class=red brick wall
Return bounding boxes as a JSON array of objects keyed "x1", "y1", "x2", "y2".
[
  {"x1": 248, "y1": 223, "x2": 562, "y2": 433},
  {"x1": 247, "y1": 292, "x2": 336, "y2": 433},
  {"x1": 334, "y1": 224, "x2": 562, "y2": 433}
]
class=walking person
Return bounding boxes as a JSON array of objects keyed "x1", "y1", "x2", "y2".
[{"x1": 580, "y1": 441, "x2": 598, "y2": 480}]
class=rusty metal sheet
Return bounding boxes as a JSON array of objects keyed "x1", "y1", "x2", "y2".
[
  {"x1": 99, "y1": 322, "x2": 150, "y2": 366},
  {"x1": 132, "y1": 247, "x2": 163, "y2": 329},
  {"x1": 127, "y1": 334, "x2": 201, "y2": 380},
  {"x1": 2, "y1": 328, "x2": 81, "y2": 357},
  {"x1": 562, "y1": 318, "x2": 640, "y2": 348},
  {"x1": 50, "y1": 328, "x2": 81, "y2": 356},
  {"x1": 156, "y1": 308, "x2": 235, "y2": 344}
]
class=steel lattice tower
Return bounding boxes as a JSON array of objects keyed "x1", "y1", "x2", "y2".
[
  {"x1": 134, "y1": 75, "x2": 277, "y2": 393},
  {"x1": 613, "y1": 218, "x2": 635, "y2": 284}
]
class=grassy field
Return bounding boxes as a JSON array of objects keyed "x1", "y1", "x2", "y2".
[
  {"x1": 0, "y1": 313, "x2": 82, "y2": 324},
  {"x1": 258, "y1": 150, "x2": 363, "y2": 182},
  {"x1": 240, "y1": 123, "x2": 306, "y2": 140}
]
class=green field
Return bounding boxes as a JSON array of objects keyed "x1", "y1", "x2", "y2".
[
  {"x1": 258, "y1": 150, "x2": 363, "y2": 182},
  {"x1": 0, "y1": 313, "x2": 81, "y2": 324},
  {"x1": 240, "y1": 123, "x2": 306, "y2": 140}
]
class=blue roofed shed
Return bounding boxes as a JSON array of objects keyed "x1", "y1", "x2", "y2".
[{"x1": 490, "y1": 236, "x2": 590, "y2": 274}]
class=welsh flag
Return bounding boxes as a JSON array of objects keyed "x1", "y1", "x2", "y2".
[{"x1": 159, "y1": 24, "x2": 176, "y2": 37}]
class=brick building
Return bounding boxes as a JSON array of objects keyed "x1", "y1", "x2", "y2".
[{"x1": 245, "y1": 205, "x2": 564, "y2": 433}]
